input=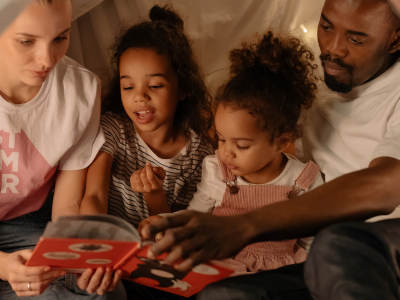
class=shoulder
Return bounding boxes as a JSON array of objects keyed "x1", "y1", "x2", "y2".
[
  {"x1": 281, "y1": 153, "x2": 311, "y2": 181},
  {"x1": 53, "y1": 56, "x2": 100, "y2": 95}
]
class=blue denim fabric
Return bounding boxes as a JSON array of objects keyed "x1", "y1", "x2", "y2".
[
  {"x1": 305, "y1": 219, "x2": 400, "y2": 300},
  {"x1": 0, "y1": 196, "x2": 126, "y2": 300},
  {"x1": 196, "y1": 263, "x2": 311, "y2": 300}
]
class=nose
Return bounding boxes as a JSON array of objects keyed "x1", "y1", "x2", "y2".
[
  {"x1": 133, "y1": 85, "x2": 149, "y2": 102},
  {"x1": 36, "y1": 45, "x2": 55, "y2": 69},
  {"x1": 221, "y1": 142, "x2": 235, "y2": 160},
  {"x1": 325, "y1": 33, "x2": 348, "y2": 58}
]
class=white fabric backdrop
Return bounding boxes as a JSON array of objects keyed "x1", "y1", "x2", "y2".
[
  {"x1": 66, "y1": 0, "x2": 325, "y2": 93},
  {"x1": 0, "y1": 0, "x2": 325, "y2": 92}
]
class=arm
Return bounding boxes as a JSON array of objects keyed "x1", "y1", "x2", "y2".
[
  {"x1": 143, "y1": 157, "x2": 400, "y2": 271},
  {"x1": 80, "y1": 150, "x2": 113, "y2": 215},
  {"x1": 52, "y1": 168, "x2": 88, "y2": 221}
]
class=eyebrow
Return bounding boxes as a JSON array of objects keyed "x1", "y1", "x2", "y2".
[
  {"x1": 120, "y1": 73, "x2": 167, "y2": 80},
  {"x1": 215, "y1": 130, "x2": 253, "y2": 141},
  {"x1": 321, "y1": 13, "x2": 369, "y2": 37},
  {"x1": 16, "y1": 28, "x2": 71, "y2": 38}
]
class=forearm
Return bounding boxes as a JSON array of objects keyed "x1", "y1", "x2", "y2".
[
  {"x1": 80, "y1": 195, "x2": 108, "y2": 215},
  {"x1": 145, "y1": 191, "x2": 171, "y2": 215},
  {"x1": 244, "y1": 163, "x2": 399, "y2": 244}
]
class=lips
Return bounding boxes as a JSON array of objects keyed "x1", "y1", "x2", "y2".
[
  {"x1": 224, "y1": 162, "x2": 238, "y2": 170},
  {"x1": 30, "y1": 70, "x2": 50, "y2": 77},
  {"x1": 134, "y1": 108, "x2": 155, "y2": 124},
  {"x1": 323, "y1": 61, "x2": 347, "y2": 76}
]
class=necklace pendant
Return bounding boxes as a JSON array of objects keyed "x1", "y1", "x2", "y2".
[
  {"x1": 228, "y1": 185, "x2": 239, "y2": 194},
  {"x1": 287, "y1": 190, "x2": 297, "y2": 199}
]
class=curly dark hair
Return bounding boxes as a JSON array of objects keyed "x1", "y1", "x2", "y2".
[
  {"x1": 215, "y1": 31, "x2": 318, "y2": 143},
  {"x1": 102, "y1": 5, "x2": 213, "y2": 145}
]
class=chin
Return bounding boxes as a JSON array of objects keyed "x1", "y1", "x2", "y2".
[{"x1": 324, "y1": 72, "x2": 353, "y2": 94}]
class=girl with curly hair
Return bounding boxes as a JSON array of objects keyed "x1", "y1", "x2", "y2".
[
  {"x1": 145, "y1": 31, "x2": 325, "y2": 276},
  {"x1": 80, "y1": 4, "x2": 213, "y2": 228}
]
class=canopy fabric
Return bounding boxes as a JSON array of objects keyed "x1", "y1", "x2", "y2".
[
  {"x1": 0, "y1": 0, "x2": 325, "y2": 90},
  {"x1": 66, "y1": 0, "x2": 325, "y2": 91}
]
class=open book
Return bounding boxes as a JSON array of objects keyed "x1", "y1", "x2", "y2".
[{"x1": 25, "y1": 214, "x2": 233, "y2": 297}]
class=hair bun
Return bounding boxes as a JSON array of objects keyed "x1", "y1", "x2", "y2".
[{"x1": 149, "y1": 5, "x2": 184, "y2": 31}]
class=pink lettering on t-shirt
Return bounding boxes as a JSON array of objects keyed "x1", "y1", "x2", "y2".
[{"x1": 0, "y1": 129, "x2": 57, "y2": 220}]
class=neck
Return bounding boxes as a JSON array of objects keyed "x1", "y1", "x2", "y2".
[
  {"x1": 136, "y1": 123, "x2": 188, "y2": 159},
  {"x1": 242, "y1": 153, "x2": 288, "y2": 184}
]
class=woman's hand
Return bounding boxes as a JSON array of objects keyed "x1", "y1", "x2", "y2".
[
  {"x1": 0, "y1": 250, "x2": 66, "y2": 297},
  {"x1": 77, "y1": 267, "x2": 123, "y2": 295},
  {"x1": 130, "y1": 162, "x2": 166, "y2": 195}
]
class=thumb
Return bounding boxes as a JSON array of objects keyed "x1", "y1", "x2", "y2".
[
  {"x1": 153, "y1": 166, "x2": 166, "y2": 180},
  {"x1": 19, "y1": 249, "x2": 33, "y2": 261}
]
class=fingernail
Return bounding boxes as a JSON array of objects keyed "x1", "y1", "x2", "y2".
[
  {"x1": 146, "y1": 162, "x2": 151, "y2": 165},
  {"x1": 44, "y1": 266, "x2": 51, "y2": 272},
  {"x1": 60, "y1": 271, "x2": 66, "y2": 276}
]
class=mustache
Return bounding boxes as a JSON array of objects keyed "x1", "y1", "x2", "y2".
[{"x1": 320, "y1": 54, "x2": 354, "y2": 72}]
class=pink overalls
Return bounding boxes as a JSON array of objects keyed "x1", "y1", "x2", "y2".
[{"x1": 212, "y1": 151, "x2": 320, "y2": 274}]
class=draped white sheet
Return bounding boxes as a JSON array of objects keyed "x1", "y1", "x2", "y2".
[
  {"x1": 0, "y1": 0, "x2": 325, "y2": 91},
  {"x1": 66, "y1": 0, "x2": 325, "y2": 92}
]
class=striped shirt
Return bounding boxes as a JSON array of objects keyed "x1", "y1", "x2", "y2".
[{"x1": 100, "y1": 112, "x2": 214, "y2": 227}]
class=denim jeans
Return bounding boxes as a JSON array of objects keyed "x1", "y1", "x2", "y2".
[
  {"x1": 0, "y1": 196, "x2": 126, "y2": 300},
  {"x1": 196, "y1": 263, "x2": 311, "y2": 300},
  {"x1": 305, "y1": 219, "x2": 400, "y2": 300}
]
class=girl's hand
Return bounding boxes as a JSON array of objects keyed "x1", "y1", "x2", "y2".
[
  {"x1": 130, "y1": 162, "x2": 166, "y2": 195},
  {"x1": 0, "y1": 250, "x2": 66, "y2": 297},
  {"x1": 138, "y1": 215, "x2": 163, "y2": 240},
  {"x1": 77, "y1": 267, "x2": 123, "y2": 295}
]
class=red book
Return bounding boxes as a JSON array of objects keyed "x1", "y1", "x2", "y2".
[{"x1": 26, "y1": 215, "x2": 233, "y2": 297}]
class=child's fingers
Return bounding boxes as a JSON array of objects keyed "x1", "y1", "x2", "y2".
[
  {"x1": 140, "y1": 166, "x2": 152, "y2": 192},
  {"x1": 130, "y1": 169, "x2": 144, "y2": 192},
  {"x1": 146, "y1": 163, "x2": 160, "y2": 189},
  {"x1": 153, "y1": 166, "x2": 166, "y2": 180}
]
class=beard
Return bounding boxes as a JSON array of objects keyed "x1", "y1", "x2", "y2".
[{"x1": 320, "y1": 54, "x2": 354, "y2": 93}]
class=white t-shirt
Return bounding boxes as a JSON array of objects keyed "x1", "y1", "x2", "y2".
[
  {"x1": 0, "y1": 56, "x2": 105, "y2": 221},
  {"x1": 297, "y1": 58, "x2": 400, "y2": 222},
  {"x1": 100, "y1": 112, "x2": 214, "y2": 228}
]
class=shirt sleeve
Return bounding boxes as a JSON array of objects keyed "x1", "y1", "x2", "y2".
[
  {"x1": 99, "y1": 113, "x2": 122, "y2": 157},
  {"x1": 372, "y1": 98, "x2": 400, "y2": 161},
  {"x1": 58, "y1": 79, "x2": 105, "y2": 170},
  {"x1": 187, "y1": 155, "x2": 223, "y2": 213}
]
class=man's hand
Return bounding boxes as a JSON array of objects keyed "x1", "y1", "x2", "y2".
[
  {"x1": 138, "y1": 215, "x2": 163, "y2": 240},
  {"x1": 130, "y1": 163, "x2": 166, "y2": 195},
  {"x1": 77, "y1": 267, "x2": 123, "y2": 295},
  {"x1": 140, "y1": 211, "x2": 254, "y2": 272},
  {"x1": 0, "y1": 250, "x2": 66, "y2": 297}
]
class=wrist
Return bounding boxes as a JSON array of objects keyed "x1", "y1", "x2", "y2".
[
  {"x1": 237, "y1": 213, "x2": 261, "y2": 245},
  {"x1": 143, "y1": 189, "x2": 165, "y2": 198},
  {"x1": 0, "y1": 251, "x2": 10, "y2": 281}
]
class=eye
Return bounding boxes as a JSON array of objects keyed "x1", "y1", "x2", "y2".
[
  {"x1": 237, "y1": 145, "x2": 249, "y2": 150},
  {"x1": 122, "y1": 87, "x2": 133, "y2": 91},
  {"x1": 319, "y1": 23, "x2": 332, "y2": 32},
  {"x1": 218, "y1": 138, "x2": 225, "y2": 143},
  {"x1": 149, "y1": 85, "x2": 163, "y2": 89},
  {"x1": 54, "y1": 36, "x2": 68, "y2": 43},
  {"x1": 19, "y1": 40, "x2": 33, "y2": 46},
  {"x1": 348, "y1": 36, "x2": 363, "y2": 45}
]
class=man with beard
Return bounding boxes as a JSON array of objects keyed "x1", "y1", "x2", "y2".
[{"x1": 141, "y1": 0, "x2": 400, "y2": 299}]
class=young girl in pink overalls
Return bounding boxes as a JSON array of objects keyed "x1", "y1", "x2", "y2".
[{"x1": 184, "y1": 31, "x2": 325, "y2": 275}]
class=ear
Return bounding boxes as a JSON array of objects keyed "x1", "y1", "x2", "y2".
[
  {"x1": 388, "y1": 27, "x2": 400, "y2": 53},
  {"x1": 275, "y1": 133, "x2": 293, "y2": 152}
]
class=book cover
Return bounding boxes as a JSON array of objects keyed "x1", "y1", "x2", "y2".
[{"x1": 25, "y1": 215, "x2": 233, "y2": 297}]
